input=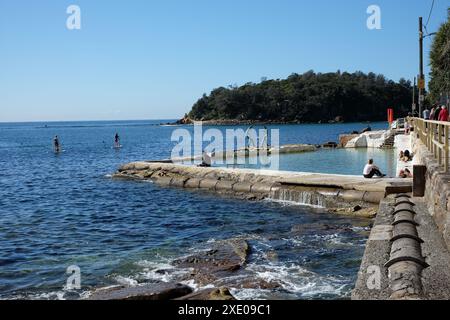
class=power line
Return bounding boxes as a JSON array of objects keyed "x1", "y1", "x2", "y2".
[{"x1": 425, "y1": 0, "x2": 435, "y2": 28}]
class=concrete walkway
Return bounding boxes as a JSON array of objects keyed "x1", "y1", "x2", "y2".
[
  {"x1": 395, "y1": 134, "x2": 416, "y2": 177},
  {"x1": 352, "y1": 196, "x2": 450, "y2": 300},
  {"x1": 414, "y1": 199, "x2": 450, "y2": 299}
]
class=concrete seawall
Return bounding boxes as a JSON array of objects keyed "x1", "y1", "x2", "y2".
[
  {"x1": 411, "y1": 134, "x2": 450, "y2": 251},
  {"x1": 114, "y1": 162, "x2": 412, "y2": 217},
  {"x1": 169, "y1": 144, "x2": 317, "y2": 164}
]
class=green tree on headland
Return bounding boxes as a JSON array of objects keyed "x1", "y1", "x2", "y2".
[
  {"x1": 187, "y1": 71, "x2": 412, "y2": 123},
  {"x1": 428, "y1": 8, "x2": 450, "y2": 105}
]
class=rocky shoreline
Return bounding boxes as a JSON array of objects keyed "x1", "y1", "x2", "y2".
[
  {"x1": 86, "y1": 238, "x2": 260, "y2": 301},
  {"x1": 168, "y1": 116, "x2": 355, "y2": 126},
  {"x1": 86, "y1": 224, "x2": 370, "y2": 301}
]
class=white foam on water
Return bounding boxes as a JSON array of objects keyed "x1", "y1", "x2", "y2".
[
  {"x1": 282, "y1": 237, "x2": 304, "y2": 246},
  {"x1": 265, "y1": 198, "x2": 326, "y2": 209},
  {"x1": 236, "y1": 262, "x2": 349, "y2": 299},
  {"x1": 115, "y1": 275, "x2": 138, "y2": 286},
  {"x1": 307, "y1": 233, "x2": 357, "y2": 247},
  {"x1": 10, "y1": 289, "x2": 92, "y2": 301},
  {"x1": 180, "y1": 279, "x2": 215, "y2": 292},
  {"x1": 135, "y1": 259, "x2": 173, "y2": 269},
  {"x1": 230, "y1": 288, "x2": 274, "y2": 300},
  {"x1": 136, "y1": 259, "x2": 192, "y2": 283},
  {"x1": 351, "y1": 226, "x2": 371, "y2": 232},
  {"x1": 322, "y1": 233, "x2": 356, "y2": 247}
]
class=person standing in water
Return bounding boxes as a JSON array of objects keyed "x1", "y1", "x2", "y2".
[
  {"x1": 53, "y1": 135, "x2": 61, "y2": 153},
  {"x1": 114, "y1": 133, "x2": 120, "y2": 148}
]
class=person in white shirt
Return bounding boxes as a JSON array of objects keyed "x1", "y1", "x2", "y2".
[
  {"x1": 199, "y1": 150, "x2": 212, "y2": 167},
  {"x1": 363, "y1": 159, "x2": 386, "y2": 179}
]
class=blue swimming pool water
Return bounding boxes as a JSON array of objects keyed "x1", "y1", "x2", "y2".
[
  {"x1": 0, "y1": 121, "x2": 388, "y2": 300},
  {"x1": 219, "y1": 148, "x2": 396, "y2": 177}
]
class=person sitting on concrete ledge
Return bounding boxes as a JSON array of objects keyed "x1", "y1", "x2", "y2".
[
  {"x1": 401, "y1": 150, "x2": 413, "y2": 162},
  {"x1": 404, "y1": 122, "x2": 411, "y2": 134},
  {"x1": 198, "y1": 150, "x2": 212, "y2": 167},
  {"x1": 399, "y1": 168, "x2": 413, "y2": 178},
  {"x1": 363, "y1": 159, "x2": 386, "y2": 179}
]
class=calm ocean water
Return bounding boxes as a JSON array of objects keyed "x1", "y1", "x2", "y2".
[{"x1": 0, "y1": 120, "x2": 390, "y2": 300}]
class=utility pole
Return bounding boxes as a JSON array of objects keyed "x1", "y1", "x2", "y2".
[
  {"x1": 418, "y1": 17, "x2": 425, "y2": 118},
  {"x1": 412, "y1": 77, "x2": 416, "y2": 115}
]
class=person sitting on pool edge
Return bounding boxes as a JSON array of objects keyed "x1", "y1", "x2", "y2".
[
  {"x1": 363, "y1": 159, "x2": 386, "y2": 179},
  {"x1": 399, "y1": 168, "x2": 413, "y2": 178},
  {"x1": 198, "y1": 150, "x2": 213, "y2": 167}
]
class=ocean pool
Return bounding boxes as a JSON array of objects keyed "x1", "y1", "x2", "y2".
[{"x1": 214, "y1": 148, "x2": 396, "y2": 177}]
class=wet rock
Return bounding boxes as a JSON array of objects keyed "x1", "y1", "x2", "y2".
[
  {"x1": 87, "y1": 283, "x2": 192, "y2": 300},
  {"x1": 360, "y1": 126, "x2": 372, "y2": 134},
  {"x1": 291, "y1": 223, "x2": 351, "y2": 235},
  {"x1": 328, "y1": 206, "x2": 378, "y2": 218},
  {"x1": 265, "y1": 250, "x2": 278, "y2": 262},
  {"x1": 176, "y1": 287, "x2": 236, "y2": 301},
  {"x1": 243, "y1": 193, "x2": 266, "y2": 201},
  {"x1": 173, "y1": 239, "x2": 250, "y2": 286},
  {"x1": 322, "y1": 141, "x2": 338, "y2": 148},
  {"x1": 175, "y1": 115, "x2": 193, "y2": 125},
  {"x1": 62, "y1": 291, "x2": 82, "y2": 300},
  {"x1": 238, "y1": 279, "x2": 282, "y2": 290}
]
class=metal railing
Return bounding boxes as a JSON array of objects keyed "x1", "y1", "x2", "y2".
[{"x1": 410, "y1": 117, "x2": 450, "y2": 173}]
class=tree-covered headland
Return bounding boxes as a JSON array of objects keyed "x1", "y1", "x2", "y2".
[{"x1": 185, "y1": 71, "x2": 413, "y2": 124}]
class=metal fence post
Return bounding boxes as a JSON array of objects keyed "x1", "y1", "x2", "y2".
[{"x1": 445, "y1": 125, "x2": 449, "y2": 173}]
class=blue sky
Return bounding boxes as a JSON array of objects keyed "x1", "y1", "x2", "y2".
[{"x1": 0, "y1": 0, "x2": 448, "y2": 122}]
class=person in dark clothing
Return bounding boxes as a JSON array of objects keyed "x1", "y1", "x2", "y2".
[
  {"x1": 434, "y1": 106, "x2": 442, "y2": 120},
  {"x1": 114, "y1": 133, "x2": 120, "y2": 148},
  {"x1": 53, "y1": 135, "x2": 61, "y2": 153}
]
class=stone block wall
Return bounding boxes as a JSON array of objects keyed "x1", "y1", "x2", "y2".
[{"x1": 411, "y1": 135, "x2": 450, "y2": 251}]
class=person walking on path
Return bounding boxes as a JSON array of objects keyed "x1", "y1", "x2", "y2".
[
  {"x1": 434, "y1": 106, "x2": 442, "y2": 120},
  {"x1": 423, "y1": 108, "x2": 430, "y2": 120},
  {"x1": 430, "y1": 107, "x2": 436, "y2": 120},
  {"x1": 438, "y1": 106, "x2": 449, "y2": 122}
]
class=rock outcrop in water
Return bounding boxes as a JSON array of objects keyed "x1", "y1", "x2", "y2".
[
  {"x1": 173, "y1": 238, "x2": 250, "y2": 286},
  {"x1": 176, "y1": 287, "x2": 236, "y2": 301},
  {"x1": 86, "y1": 239, "x2": 250, "y2": 300},
  {"x1": 87, "y1": 283, "x2": 193, "y2": 300}
]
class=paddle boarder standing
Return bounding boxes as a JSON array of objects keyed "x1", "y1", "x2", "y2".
[{"x1": 53, "y1": 135, "x2": 61, "y2": 153}]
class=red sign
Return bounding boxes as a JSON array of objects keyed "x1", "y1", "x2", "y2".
[{"x1": 387, "y1": 108, "x2": 394, "y2": 123}]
